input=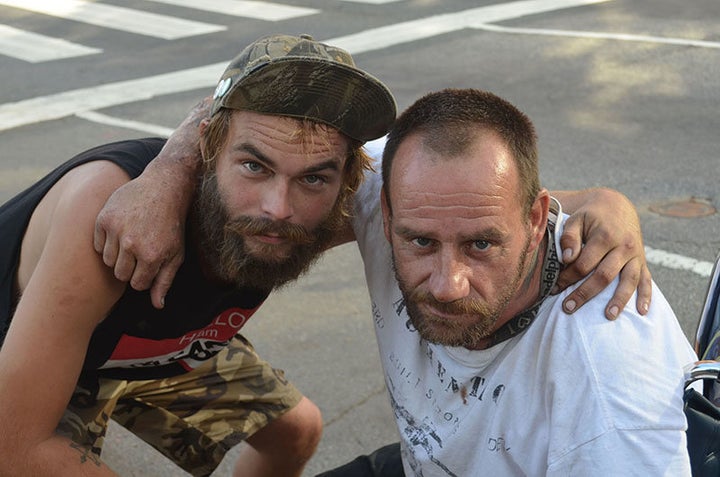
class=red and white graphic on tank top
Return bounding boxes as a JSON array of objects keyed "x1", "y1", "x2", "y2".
[{"x1": 100, "y1": 307, "x2": 258, "y2": 372}]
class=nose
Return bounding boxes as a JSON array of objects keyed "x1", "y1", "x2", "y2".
[
  {"x1": 428, "y1": 249, "x2": 471, "y2": 303},
  {"x1": 261, "y1": 180, "x2": 293, "y2": 221}
]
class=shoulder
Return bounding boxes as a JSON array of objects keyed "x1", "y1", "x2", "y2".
[
  {"x1": 53, "y1": 138, "x2": 166, "y2": 217},
  {"x1": 66, "y1": 137, "x2": 166, "y2": 180},
  {"x1": 533, "y1": 280, "x2": 695, "y2": 421},
  {"x1": 537, "y1": 280, "x2": 695, "y2": 364},
  {"x1": 17, "y1": 157, "x2": 133, "y2": 294},
  {"x1": 37, "y1": 159, "x2": 134, "y2": 233}
]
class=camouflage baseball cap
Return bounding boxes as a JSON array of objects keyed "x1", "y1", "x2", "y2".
[{"x1": 211, "y1": 34, "x2": 396, "y2": 142}]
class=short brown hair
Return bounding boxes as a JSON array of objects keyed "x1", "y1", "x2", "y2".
[{"x1": 382, "y1": 89, "x2": 540, "y2": 217}]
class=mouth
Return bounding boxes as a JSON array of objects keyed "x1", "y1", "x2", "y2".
[
  {"x1": 252, "y1": 234, "x2": 289, "y2": 245},
  {"x1": 420, "y1": 303, "x2": 469, "y2": 322}
]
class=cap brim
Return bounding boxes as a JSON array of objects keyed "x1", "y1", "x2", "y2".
[{"x1": 216, "y1": 58, "x2": 396, "y2": 142}]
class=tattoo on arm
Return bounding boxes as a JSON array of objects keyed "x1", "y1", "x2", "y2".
[{"x1": 69, "y1": 441, "x2": 103, "y2": 467}]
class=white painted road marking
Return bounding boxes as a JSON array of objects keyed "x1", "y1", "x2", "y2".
[
  {"x1": 75, "y1": 111, "x2": 174, "y2": 137},
  {"x1": 329, "y1": 0, "x2": 611, "y2": 54},
  {"x1": 646, "y1": 247, "x2": 714, "y2": 278},
  {"x1": 0, "y1": 0, "x2": 617, "y2": 132},
  {"x1": 2, "y1": 0, "x2": 718, "y2": 134},
  {"x1": 0, "y1": 23, "x2": 101, "y2": 62},
  {"x1": 0, "y1": 63, "x2": 226, "y2": 132},
  {"x1": 144, "y1": 0, "x2": 319, "y2": 21},
  {"x1": 0, "y1": 0, "x2": 225, "y2": 39},
  {"x1": 474, "y1": 23, "x2": 720, "y2": 49}
]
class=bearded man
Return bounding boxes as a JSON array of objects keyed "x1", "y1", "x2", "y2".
[{"x1": 0, "y1": 34, "x2": 395, "y2": 477}]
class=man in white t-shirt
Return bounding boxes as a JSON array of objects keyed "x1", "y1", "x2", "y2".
[{"x1": 323, "y1": 88, "x2": 696, "y2": 476}]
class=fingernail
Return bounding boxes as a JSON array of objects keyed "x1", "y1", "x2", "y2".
[
  {"x1": 160, "y1": 296, "x2": 165, "y2": 308},
  {"x1": 641, "y1": 302, "x2": 649, "y2": 315},
  {"x1": 608, "y1": 305, "x2": 619, "y2": 320},
  {"x1": 550, "y1": 285, "x2": 559, "y2": 295},
  {"x1": 564, "y1": 299, "x2": 576, "y2": 313},
  {"x1": 563, "y1": 248, "x2": 573, "y2": 262}
]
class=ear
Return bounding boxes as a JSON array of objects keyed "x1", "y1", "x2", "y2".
[
  {"x1": 199, "y1": 117, "x2": 210, "y2": 135},
  {"x1": 380, "y1": 188, "x2": 392, "y2": 242},
  {"x1": 528, "y1": 189, "x2": 551, "y2": 250},
  {"x1": 199, "y1": 118, "x2": 210, "y2": 158}
]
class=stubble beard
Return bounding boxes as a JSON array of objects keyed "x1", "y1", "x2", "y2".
[{"x1": 191, "y1": 169, "x2": 345, "y2": 291}]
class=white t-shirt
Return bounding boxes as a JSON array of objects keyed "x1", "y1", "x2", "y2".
[{"x1": 352, "y1": 150, "x2": 696, "y2": 476}]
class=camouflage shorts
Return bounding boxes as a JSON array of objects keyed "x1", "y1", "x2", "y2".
[{"x1": 56, "y1": 335, "x2": 303, "y2": 477}]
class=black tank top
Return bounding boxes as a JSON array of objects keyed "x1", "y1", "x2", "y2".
[{"x1": 0, "y1": 138, "x2": 269, "y2": 381}]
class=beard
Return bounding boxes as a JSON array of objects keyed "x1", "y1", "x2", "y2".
[
  {"x1": 191, "y1": 169, "x2": 345, "y2": 291},
  {"x1": 394, "y1": 238, "x2": 531, "y2": 349}
]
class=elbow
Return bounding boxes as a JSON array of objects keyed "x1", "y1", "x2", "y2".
[{"x1": 0, "y1": 429, "x2": 44, "y2": 476}]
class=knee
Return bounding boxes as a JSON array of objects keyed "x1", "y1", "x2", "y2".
[
  {"x1": 282, "y1": 397, "x2": 323, "y2": 458},
  {"x1": 247, "y1": 396, "x2": 323, "y2": 461}
]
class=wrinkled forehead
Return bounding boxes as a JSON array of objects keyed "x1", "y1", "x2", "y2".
[
  {"x1": 389, "y1": 133, "x2": 522, "y2": 219},
  {"x1": 392, "y1": 131, "x2": 514, "y2": 185},
  {"x1": 229, "y1": 109, "x2": 351, "y2": 156}
]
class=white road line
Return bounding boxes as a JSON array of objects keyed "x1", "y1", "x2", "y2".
[
  {"x1": 0, "y1": 62, "x2": 226, "y2": 132},
  {"x1": 0, "y1": 23, "x2": 101, "y2": 62},
  {"x1": 0, "y1": 0, "x2": 225, "y2": 40},
  {"x1": 474, "y1": 23, "x2": 720, "y2": 49},
  {"x1": 328, "y1": 0, "x2": 610, "y2": 54},
  {"x1": 3, "y1": 0, "x2": 717, "y2": 134},
  {"x1": 75, "y1": 111, "x2": 174, "y2": 137},
  {"x1": 646, "y1": 247, "x2": 714, "y2": 278},
  {"x1": 145, "y1": 0, "x2": 319, "y2": 21},
  {"x1": 0, "y1": 0, "x2": 702, "y2": 134}
]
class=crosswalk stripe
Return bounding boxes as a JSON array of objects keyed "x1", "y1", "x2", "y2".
[
  {"x1": 76, "y1": 111, "x2": 175, "y2": 137},
  {"x1": 0, "y1": 62, "x2": 226, "y2": 132},
  {"x1": 0, "y1": 23, "x2": 101, "y2": 62},
  {"x1": 144, "y1": 0, "x2": 319, "y2": 21},
  {"x1": 0, "y1": 0, "x2": 225, "y2": 40},
  {"x1": 474, "y1": 23, "x2": 720, "y2": 49},
  {"x1": 0, "y1": 0, "x2": 626, "y2": 133},
  {"x1": 329, "y1": 0, "x2": 611, "y2": 54}
]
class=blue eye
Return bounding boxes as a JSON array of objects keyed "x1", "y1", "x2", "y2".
[
  {"x1": 411, "y1": 237, "x2": 432, "y2": 247},
  {"x1": 243, "y1": 161, "x2": 265, "y2": 173},
  {"x1": 303, "y1": 175, "x2": 326, "y2": 186},
  {"x1": 473, "y1": 240, "x2": 491, "y2": 251}
]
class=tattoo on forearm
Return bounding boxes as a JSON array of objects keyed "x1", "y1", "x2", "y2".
[{"x1": 70, "y1": 441, "x2": 103, "y2": 467}]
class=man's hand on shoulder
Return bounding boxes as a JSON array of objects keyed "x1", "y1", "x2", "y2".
[
  {"x1": 553, "y1": 188, "x2": 652, "y2": 320},
  {"x1": 94, "y1": 98, "x2": 209, "y2": 309},
  {"x1": 94, "y1": 168, "x2": 187, "y2": 309}
]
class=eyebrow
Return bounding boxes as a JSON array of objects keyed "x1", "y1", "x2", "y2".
[
  {"x1": 393, "y1": 223, "x2": 506, "y2": 243},
  {"x1": 393, "y1": 224, "x2": 422, "y2": 239},
  {"x1": 235, "y1": 143, "x2": 342, "y2": 174}
]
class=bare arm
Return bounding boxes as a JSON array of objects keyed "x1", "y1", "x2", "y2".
[
  {"x1": 94, "y1": 98, "x2": 210, "y2": 309},
  {"x1": 0, "y1": 163, "x2": 127, "y2": 476},
  {"x1": 551, "y1": 188, "x2": 651, "y2": 320}
]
